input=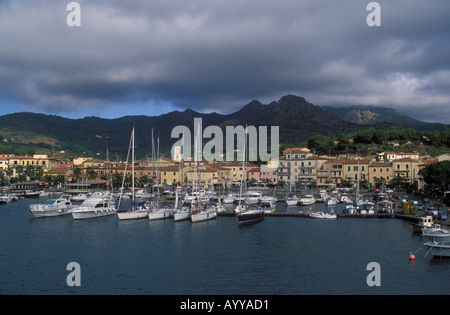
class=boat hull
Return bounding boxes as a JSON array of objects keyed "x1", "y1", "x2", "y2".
[
  {"x1": 174, "y1": 211, "x2": 190, "y2": 222},
  {"x1": 425, "y1": 242, "x2": 450, "y2": 258},
  {"x1": 117, "y1": 210, "x2": 149, "y2": 220},
  {"x1": 30, "y1": 208, "x2": 72, "y2": 217},
  {"x1": 309, "y1": 212, "x2": 337, "y2": 219},
  {"x1": 72, "y1": 209, "x2": 116, "y2": 220},
  {"x1": 191, "y1": 211, "x2": 216, "y2": 223},
  {"x1": 148, "y1": 210, "x2": 173, "y2": 220},
  {"x1": 237, "y1": 211, "x2": 263, "y2": 224}
]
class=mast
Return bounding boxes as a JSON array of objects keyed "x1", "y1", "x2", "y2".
[{"x1": 132, "y1": 127, "x2": 135, "y2": 205}]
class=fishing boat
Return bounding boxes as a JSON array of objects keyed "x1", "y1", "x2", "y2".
[
  {"x1": 71, "y1": 197, "x2": 116, "y2": 220},
  {"x1": 29, "y1": 195, "x2": 74, "y2": 217},
  {"x1": 410, "y1": 215, "x2": 433, "y2": 234},
  {"x1": 298, "y1": 195, "x2": 316, "y2": 206},
  {"x1": 424, "y1": 242, "x2": 450, "y2": 258},
  {"x1": 422, "y1": 225, "x2": 450, "y2": 243}
]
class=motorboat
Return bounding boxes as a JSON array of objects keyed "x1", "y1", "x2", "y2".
[
  {"x1": 424, "y1": 242, "x2": 450, "y2": 258},
  {"x1": 343, "y1": 205, "x2": 356, "y2": 214},
  {"x1": 245, "y1": 191, "x2": 262, "y2": 205},
  {"x1": 298, "y1": 195, "x2": 316, "y2": 206},
  {"x1": 308, "y1": 210, "x2": 337, "y2": 219},
  {"x1": 259, "y1": 199, "x2": 276, "y2": 214},
  {"x1": 223, "y1": 193, "x2": 236, "y2": 204},
  {"x1": 29, "y1": 195, "x2": 74, "y2": 217},
  {"x1": 71, "y1": 197, "x2": 116, "y2": 219},
  {"x1": 326, "y1": 197, "x2": 339, "y2": 206},
  {"x1": 135, "y1": 189, "x2": 153, "y2": 199},
  {"x1": 71, "y1": 193, "x2": 88, "y2": 202}
]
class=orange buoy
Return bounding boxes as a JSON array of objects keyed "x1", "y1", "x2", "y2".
[{"x1": 409, "y1": 252, "x2": 416, "y2": 260}]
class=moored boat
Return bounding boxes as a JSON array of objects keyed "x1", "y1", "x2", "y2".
[
  {"x1": 424, "y1": 242, "x2": 450, "y2": 258},
  {"x1": 298, "y1": 195, "x2": 316, "y2": 206},
  {"x1": 29, "y1": 195, "x2": 74, "y2": 217},
  {"x1": 71, "y1": 197, "x2": 116, "y2": 220},
  {"x1": 237, "y1": 208, "x2": 264, "y2": 224},
  {"x1": 308, "y1": 210, "x2": 337, "y2": 219}
]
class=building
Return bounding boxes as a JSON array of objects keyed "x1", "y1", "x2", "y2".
[
  {"x1": 392, "y1": 158, "x2": 419, "y2": 184},
  {"x1": 368, "y1": 162, "x2": 393, "y2": 188},
  {"x1": 8, "y1": 155, "x2": 60, "y2": 170},
  {"x1": 340, "y1": 157, "x2": 373, "y2": 187}
]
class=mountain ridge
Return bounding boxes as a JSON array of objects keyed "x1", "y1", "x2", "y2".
[{"x1": 0, "y1": 95, "x2": 446, "y2": 159}]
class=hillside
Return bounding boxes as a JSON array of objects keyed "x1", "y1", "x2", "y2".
[{"x1": 0, "y1": 95, "x2": 447, "y2": 159}]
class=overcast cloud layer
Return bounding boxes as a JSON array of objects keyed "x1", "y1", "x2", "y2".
[{"x1": 1, "y1": 0, "x2": 449, "y2": 123}]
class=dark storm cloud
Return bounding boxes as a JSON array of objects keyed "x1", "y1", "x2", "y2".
[{"x1": 0, "y1": 0, "x2": 449, "y2": 122}]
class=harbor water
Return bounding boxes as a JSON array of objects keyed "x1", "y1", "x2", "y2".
[{"x1": 1, "y1": 197, "x2": 449, "y2": 295}]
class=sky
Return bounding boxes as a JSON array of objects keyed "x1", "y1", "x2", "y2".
[{"x1": 1, "y1": 0, "x2": 449, "y2": 123}]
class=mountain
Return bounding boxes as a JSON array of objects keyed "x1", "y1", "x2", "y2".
[
  {"x1": 322, "y1": 105, "x2": 445, "y2": 130},
  {"x1": 0, "y1": 95, "x2": 446, "y2": 159}
]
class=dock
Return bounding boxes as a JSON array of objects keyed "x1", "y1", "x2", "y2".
[{"x1": 217, "y1": 211, "x2": 450, "y2": 227}]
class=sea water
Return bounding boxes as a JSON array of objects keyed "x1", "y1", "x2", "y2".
[{"x1": 1, "y1": 197, "x2": 449, "y2": 295}]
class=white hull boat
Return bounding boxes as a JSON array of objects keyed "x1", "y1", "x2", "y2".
[
  {"x1": 29, "y1": 196, "x2": 74, "y2": 217},
  {"x1": 309, "y1": 211, "x2": 337, "y2": 219},
  {"x1": 424, "y1": 242, "x2": 450, "y2": 258},
  {"x1": 286, "y1": 198, "x2": 298, "y2": 206},
  {"x1": 191, "y1": 209, "x2": 216, "y2": 223},
  {"x1": 117, "y1": 209, "x2": 149, "y2": 220},
  {"x1": 71, "y1": 198, "x2": 116, "y2": 220},
  {"x1": 148, "y1": 207, "x2": 173, "y2": 220},
  {"x1": 174, "y1": 208, "x2": 191, "y2": 222},
  {"x1": 298, "y1": 195, "x2": 316, "y2": 206}
]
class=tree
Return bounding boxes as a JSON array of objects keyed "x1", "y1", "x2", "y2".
[
  {"x1": 86, "y1": 166, "x2": 97, "y2": 180},
  {"x1": 419, "y1": 161, "x2": 450, "y2": 190}
]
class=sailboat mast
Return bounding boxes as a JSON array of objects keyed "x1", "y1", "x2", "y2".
[{"x1": 132, "y1": 127, "x2": 135, "y2": 203}]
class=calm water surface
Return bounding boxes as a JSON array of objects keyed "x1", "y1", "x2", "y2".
[{"x1": 1, "y1": 197, "x2": 449, "y2": 295}]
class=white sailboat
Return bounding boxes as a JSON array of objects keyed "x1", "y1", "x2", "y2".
[
  {"x1": 149, "y1": 134, "x2": 174, "y2": 221},
  {"x1": 118, "y1": 127, "x2": 150, "y2": 220},
  {"x1": 236, "y1": 126, "x2": 263, "y2": 225},
  {"x1": 190, "y1": 123, "x2": 216, "y2": 223}
]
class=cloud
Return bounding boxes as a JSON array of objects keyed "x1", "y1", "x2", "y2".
[{"x1": 0, "y1": 0, "x2": 449, "y2": 123}]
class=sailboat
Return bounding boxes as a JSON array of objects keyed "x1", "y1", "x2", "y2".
[
  {"x1": 236, "y1": 126, "x2": 263, "y2": 225},
  {"x1": 117, "y1": 127, "x2": 150, "y2": 220},
  {"x1": 173, "y1": 187, "x2": 191, "y2": 222},
  {"x1": 149, "y1": 133, "x2": 174, "y2": 220},
  {"x1": 190, "y1": 123, "x2": 216, "y2": 223},
  {"x1": 285, "y1": 149, "x2": 299, "y2": 206}
]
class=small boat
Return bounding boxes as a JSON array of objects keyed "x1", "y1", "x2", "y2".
[
  {"x1": 0, "y1": 194, "x2": 12, "y2": 204},
  {"x1": 117, "y1": 201, "x2": 150, "y2": 220},
  {"x1": 245, "y1": 191, "x2": 262, "y2": 205},
  {"x1": 308, "y1": 210, "x2": 337, "y2": 219},
  {"x1": 326, "y1": 197, "x2": 339, "y2": 206},
  {"x1": 343, "y1": 205, "x2": 356, "y2": 214},
  {"x1": 259, "y1": 199, "x2": 276, "y2": 214},
  {"x1": 377, "y1": 200, "x2": 394, "y2": 214},
  {"x1": 71, "y1": 193, "x2": 88, "y2": 202},
  {"x1": 424, "y1": 242, "x2": 450, "y2": 258},
  {"x1": 29, "y1": 195, "x2": 74, "y2": 217},
  {"x1": 223, "y1": 193, "x2": 236, "y2": 204},
  {"x1": 298, "y1": 195, "x2": 316, "y2": 206},
  {"x1": 71, "y1": 197, "x2": 116, "y2": 220}
]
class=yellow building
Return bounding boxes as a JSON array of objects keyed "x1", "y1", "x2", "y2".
[
  {"x1": 368, "y1": 162, "x2": 393, "y2": 188},
  {"x1": 159, "y1": 165, "x2": 192, "y2": 186},
  {"x1": 392, "y1": 158, "x2": 419, "y2": 184},
  {"x1": 8, "y1": 155, "x2": 60, "y2": 171},
  {"x1": 341, "y1": 157, "x2": 373, "y2": 186}
]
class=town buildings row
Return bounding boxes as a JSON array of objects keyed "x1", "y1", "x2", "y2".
[{"x1": 1, "y1": 150, "x2": 449, "y2": 190}]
